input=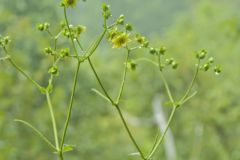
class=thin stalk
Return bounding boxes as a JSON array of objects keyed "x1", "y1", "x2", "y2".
[
  {"x1": 60, "y1": 61, "x2": 81, "y2": 152},
  {"x1": 157, "y1": 54, "x2": 175, "y2": 105},
  {"x1": 46, "y1": 29, "x2": 54, "y2": 38},
  {"x1": 75, "y1": 20, "x2": 145, "y2": 160},
  {"x1": 87, "y1": 58, "x2": 115, "y2": 104},
  {"x1": 146, "y1": 54, "x2": 178, "y2": 159},
  {"x1": 179, "y1": 59, "x2": 200, "y2": 104},
  {"x1": 115, "y1": 105, "x2": 146, "y2": 160},
  {"x1": 15, "y1": 119, "x2": 57, "y2": 151},
  {"x1": 83, "y1": 29, "x2": 107, "y2": 60},
  {"x1": 147, "y1": 106, "x2": 177, "y2": 159},
  {"x1": 3, "y1": 47, "x2": 43, "y2": 92},
  {"x1": 46, "y1": 91, "x2": 60, "y2": 150},
  {"x1": 135, "y1": 58, "x2": 158, "y2": 66},
  {"x1": 63, "y1": 7, "x2": 79, "y2": 59},
  {"x1": 116, "y1": 50, "x2": 130, "y2": 104},
  {"x1": 87, "y1": 56, "x2": 146, "y2": 160}
]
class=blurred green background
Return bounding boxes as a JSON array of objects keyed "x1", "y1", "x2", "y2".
[{"x1": 0, "y1": 0, "x2": 239, "y2": 160}]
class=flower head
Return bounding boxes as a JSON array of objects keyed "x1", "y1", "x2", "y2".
[
  {"x1": 111, "y1": 32, "x2": 130, "y2": 48},
  {"x1": 62, "y1": 0, "x2": 78, "y2": 8}
]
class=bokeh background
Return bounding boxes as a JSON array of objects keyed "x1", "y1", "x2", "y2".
[{"x1": 0, "y1": 0, "x2": 239, "y2": 160}]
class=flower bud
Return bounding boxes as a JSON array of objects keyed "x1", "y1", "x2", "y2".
[
  {"x1": 37, "y1": 24, "x2": 44, "y2": 31},
  {"x1": 149, "y1": 48, "x2": 156, "y2": 54},
  {"x1": 165, "y1": 58, "x2": 174, "y2": 65},
  {"x1": 102, "y1": 3, "x2": 109, "y2": 12},
  {"x1": 214, "y1": 65, "x2": 221, "y2": 75},
  {"x1": 62, "y1": 0, "x2": 78, "y2": 8},
  {"x1": 117, "y1": 15, "x2": 125, "y2": 25},
  {"x1": 203, "y1": 63, "x2": 210, "y2": 71},
  {"x1": 44, "y1": 22, "x2": 50, "y2": 30},
  {"x1": 196, "y1": 50, "x2": 207, "y2": 59},
  {"x1": 48, "y1": 66, "x2": 59, "y2": 75},
  {"x1": 76, "y1": 25, "x2": 86, "y2": 35},
  {"x1": 142, "y1": 41, "x2": 149, "y2": 48},
  {"x1": 208, "y1": 57, "x2": 214, "y2": 63},
  {"x1": 159, "y1": 46, "x2": 166, "y2": 55},
  {"x1": 172, "y1": 61, "x2": 178, "y2": 69},
  {"x1": 125, "y1": 24, "x2": 133, "y2": 31},
  {"x1": 127, "y1": 61, "x2": 137, "y2": 70},
  {"x1": 3, "y1": 36, "x2": 10, "y2": 45},
  {"x1": 135, "y1": 34, "x2": 146, "y2": 45},
  {"x1": 44, "y1": 47, "x2": 53, "y2": 55},
  {"x1": 103, "y1": 10, "x2": 111, "y2": 19},
  {"x1": 60, "y1": 48, "x2": 70, "y2": 57}
]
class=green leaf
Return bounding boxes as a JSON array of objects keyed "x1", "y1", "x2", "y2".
[{"x1": 63, "y1": 144, "x2": 76, "y2": 153}]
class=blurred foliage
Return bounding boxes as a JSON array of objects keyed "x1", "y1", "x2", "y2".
[{"x1": 0, "y1": 0, "x2": 239, "y2": 160}]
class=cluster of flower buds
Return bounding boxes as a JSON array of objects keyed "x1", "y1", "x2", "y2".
[
  {"x1": 44, "y1": 47, "x2": 54, "y2": 56},
  {"x1": 60, "y1": 48, "x2": 70, "y2": 58},
  {"x1": 102, "y1": 3, "x2": 111, "y2": 19},
  {"x1": 37, "y1": 22, "x2": 50, "y2": 31},
  {"x1": 196, "y1": 50, "x2": 221, "y2": 74},
  {"x1": 62, "y1": 23, "x2": 86, "y2": 39},
  {"x1": 165, "y1": 57, "x2": 178, "y2": 69},
  {"x1": 0, "y1": 35, "x2": 11, "y2": 47}
]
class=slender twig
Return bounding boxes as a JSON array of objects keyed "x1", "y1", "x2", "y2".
[
  {"x1": 135, "y1": 58, "x2": 158, "y2": 67},
  {"x1": 147, "y1": 106, "x2": 177, "y2": 159},
  {"x1": 82, "y1": 29, "x2": 107, "y2": 60},
  {"x1": 92, "y1": 88, "x2": 111, "y2": 103},
  {"x1": 63, "y1": 7, "x2": 79, "y2": 59},
  {"x1": 116, "y1": 49, "x2": 130, "y2": 104},
  {"x1": 146, "y1": 54, "x2": 177, "y2": 159},
  {"x1": 88, "y1": 58, "x2": 115, "y2": 104},
  {"x1": 86, "y1": 51, "x2": 146, "y2": 160},
  {"x1": 60, "y1": 61, "x2": 81, "y2": 151},
  {"x1": 74, "y1": 19, "x2": 146, "y2": 160},
  {"x1": 2, "y1": 47, "x2": 44, "y2": 92},
  {"x1": 115, "y1": 105, "x2": 146, "y2": 160},
  {"x1": 179, "y1": 59, "x2": 200, "y2": 104},
  {"x1": 15, "y1": 119, "x2": 57, "y2": 151},
  {"x1": 46, "y1": 91, "x2": 60, "y2": 150}
]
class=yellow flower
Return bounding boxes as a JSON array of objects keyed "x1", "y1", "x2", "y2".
[
  {"x1": 63, "y1": 0, "x2": 78, "y2": 8},
  {"x1": 111, "y1": 32, "x2": 130, "y2": 48}
]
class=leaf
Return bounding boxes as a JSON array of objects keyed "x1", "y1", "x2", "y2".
[
  {"x1": 128, "y1": 152, "x2": 140, "y2": 156},
  {"x1": 63, "y1": 144, "x2": 76, "y2": 153},
  {"x1": 14, "y1": 119, "x2": 56, "y2": 150},
  {"x1": 91, "y1": 88, "x2": 111, "y2": 103}
]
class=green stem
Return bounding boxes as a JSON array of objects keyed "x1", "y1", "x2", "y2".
[
  {"x1": 2, "y1": 47, "x2": 43, "y2": 92},
  {"x1": 74, "y1": 18, "x2": 145, "y2": 160},
  {"x1": 135, "y1": 58, "x2": 158, "y2": 66},
  {"x1": 64, "y1": 7, "x2": 79, "y2": 59},
  {"x1": 87, "y1": 58, "x2": 115, "y2": 104},
  {"x1": 179, "y1": 59, "x2": 200, "y2": 104},
  {"x1": 115, "y1": 105, "x2": 146, "y2": 160},
  {"x1": 83, "y1": 29, "x2": 107, "y2": 60},
  {"x1": 46, "y1": 91, "x2": 60, "y2": 150},
  {"x1": 116, "y1": 49, "x2": 130, "y2": 104},
  {"x1": 60, "y1": 61, "x2": 81, "y2": 152},
  {"x1": 157, "y1": 54, "x2": 175, "y2": 105},
  {"x1": 159, "y1": 71, "x2": 175, "y2": 105},
  {"x1": 87, "y1": 57, "x2": 146, "y2": 160},
  {"x1": 15, "y1": 119, "x2": 57, "y2": 151},
  {"x1": 147, "y1": 106, "x2": 177, "y2": 159},
  {"x1": 146, "y1": 54, "x2": 178, "y2": 159}
]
